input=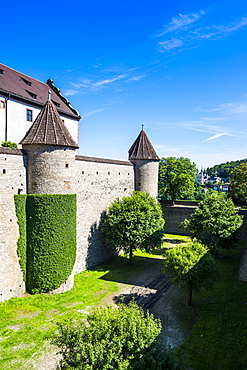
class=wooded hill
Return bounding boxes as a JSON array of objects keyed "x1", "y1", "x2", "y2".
[{"x1": 206, "y1": 158, "x2": 247, "y2": 180}]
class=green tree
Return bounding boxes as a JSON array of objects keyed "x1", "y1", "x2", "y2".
[
  {"x1": 1, "y1": 141, "x2": 18, "y2": 148},
  {"x1": 163, "y1": 242, "x2": 217, "y2": 306},
  {"x1": 52, "y1": 302, "x2": 177, "y2": 370},
  {"x1": 207, "y1": 158, "x2": 247, "y2": 181},
  {"x1": 229, "y1": 163, "x2": 247, "y2": 205},
  {"x1": 159, "y1": 157, "x2": 197, "y2": 204},
  {"x1": 101, "y1": 191, "x2": 164, "y2": 264},
  {"x1": 181, "y1": 193, "x2": 243, "y2": 250}
]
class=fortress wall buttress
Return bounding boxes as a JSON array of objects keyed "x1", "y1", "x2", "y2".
[
  {"x1": 0, "y1": 149, "x2": 27, "y2": 302},
  {"x1": 75, "y1": 156, "x2": 134, "y2": 273}
]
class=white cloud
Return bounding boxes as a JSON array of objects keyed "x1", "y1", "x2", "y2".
[
  {"x1": 192, "y1": 17, "x2": 247, "y2": 40},
  {"x1": 156, "y1": 13, "x2": 247, "y2": 54},
  {"x1": 62, "y1": 89, "x2": 80, "y2": 96},
  {"x1": 69, "y1": 74, "x2": 127, "y2": 92},
  {"x1": 83, "y1": 108, "x2": 106, "y2": 117},
  {"x1": 202, "y1": 133, "x2": 229, "y2": 142},
  {"x1": 126, "y1": 75, "x2": 145, "y2": 82},
  {"x1": 159, "y1": 38, "x2": 184, "y2": 51},
  {"x1": 92, "y1": 75, "x2": 126, "y2": 88},
  {"x1": 156, "y1": 11, "x2": 205, "y2": 37}
]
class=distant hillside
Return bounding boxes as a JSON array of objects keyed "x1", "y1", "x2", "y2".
[{"x1": 206, "y1": 159, "x2": 247, "y2": 180}]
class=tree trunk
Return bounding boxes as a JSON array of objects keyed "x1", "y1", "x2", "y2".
[
  {"x1": 129, "y1": 247, "x2": 133, "y2": 265},
  {"x1": 187, "y1": 285, "x2": 193, "y2": 307},
  {"x1": 172, "y1": 198, "x2": 175, "y2": 206}
]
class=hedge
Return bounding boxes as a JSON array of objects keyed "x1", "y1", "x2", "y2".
[
  {"x1": 26, "y1": 194, "x2": 77, "y2": 293},
  {"x1": 14, "y1": 194, "x2": 27, "y2": 281}
]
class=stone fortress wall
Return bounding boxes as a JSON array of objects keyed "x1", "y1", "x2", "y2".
[
  {"x1": 0, "y1": 147, "x2": 135, "y2": 301},
  {"x1": 1, "y1": 147, "x2": 247, "y2": 301}
]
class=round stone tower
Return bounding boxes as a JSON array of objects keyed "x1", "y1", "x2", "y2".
[
  {"x1": 129, "y1": 129, "x2": 160, "y2": 199},
  {"x1": 19, "y1": 98, "x2": 79, "y2": 294},
  {"x1": 20, "y1": 99, "x2": 78, "y2": 194}
]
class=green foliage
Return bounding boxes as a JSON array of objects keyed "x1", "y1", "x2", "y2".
[
  {"x1": 1, "y1": 141, "x2": 18, "y2": 148},
  {"x1": 207, "y1": 158, "x2": 247, "y2": 180},
  {"x1": 159, "y1": 157, "x2": 197, "y2": 203},
  {"x1": 177, "y1": 243, "x2": 247, "y2": 369},
  {"x1": 101, "y1": 191, "x2": 165, "y2": 263},
  {"x1": 26, "y1": 194, "x2": 76, "y2": 293},
  {"x1": 53, "y1": 302, "x2": 176, "y2": 370},
  {"x1": 14, "y1": 194, "x2": 27, "y2": 281},
  {"x1": 163, "y1": 242, "x2": 217, "y2": 306},
  {"x1": 181, "y1": 193, "x2": 243, "y2": 250},
  {"x1": 229, "y1": 162, "x2": 247, "y2": 205}
]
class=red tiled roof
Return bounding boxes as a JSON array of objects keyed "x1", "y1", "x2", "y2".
[
  {"x1": 0, "y1": 63, "x2": 80, "y2": 120},
  {"x1": 20, "y1": 99, "x2": 79, "y2": 148},
  {"x1": 128, "y1": 129, "x2": 160, "y2": 160}
]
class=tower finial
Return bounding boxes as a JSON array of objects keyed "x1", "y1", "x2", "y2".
[
  {"x1": 48, "y1": 90, "x2": 51, "y2": 100},
  {"x1": 142, "y1": 123, "x2": 144, "y2": 130}
]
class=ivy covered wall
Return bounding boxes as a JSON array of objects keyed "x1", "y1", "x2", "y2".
[
  {"x1": 15, "y1": 194, "x2": 77, "y2": 294},
  {"x1": 14, "y1": 194, "x2": 27, "y2": 281}
]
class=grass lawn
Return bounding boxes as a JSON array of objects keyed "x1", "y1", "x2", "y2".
[
  {"x1": 0, "y1": 249, "x2": 164, "y2": 370},
  {"x1": 176, "y1": 241, "x2": 247, "y2": 370},
  {"x1": 0, "y1": 234, "x2": 247, "y2": 370}
]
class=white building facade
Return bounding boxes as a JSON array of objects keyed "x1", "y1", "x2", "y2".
[{"x1": 0, "y1": 64, "x2": 80, "y2": 146}]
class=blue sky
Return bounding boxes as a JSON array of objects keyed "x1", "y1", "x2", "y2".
[{"x1": 2, "y1": 0, "x2": 247, "y2": 168}]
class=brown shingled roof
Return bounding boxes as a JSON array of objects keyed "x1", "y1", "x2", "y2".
[
  {"x1": 128, "y1": 129, "x2": 159, "y2": 161},
  {"x1": 0, "y1": 63, "x2": 80, "y2": 120},
  {"x1": 20, "y1": 99, "x2": 79, "y2": 148}
]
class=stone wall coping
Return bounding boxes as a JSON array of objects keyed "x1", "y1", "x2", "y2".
[
  {"x1": 161, "y1": 204, "x2": 198, "y2": 209},
  {"x1": 0, "y1": 147, "x2": 24, "y2": 156},
  {"x1": 75, "y1": 155, "x2": 133, "y2": 166}
]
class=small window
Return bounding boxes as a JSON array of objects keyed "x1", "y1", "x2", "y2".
[
  {"x1": 52, "y1": 100, "x2": 60, "y2": 108},
  {"x1": 26, "y1": 109, "x2": 33, "y2": 122},
  {"x1": 26, "y1": 91, "x2": 37, "y2": 99},
  {"x1": 96, "y1": 171, "x2": 98, "y2": 175},
  {"x1": 0, "y1": 69, "x2": 3, "y2": 75},
  {"x1": 3, "y1": 169, "x2": 6, "y2": 174},
  {"x1": 22, "y1": 77, "x2": 32, "y2": 86},
  {"x1": 82, "y1": 171, "x2": 84, "y2": 174},
  {"x1": 108, "y1": 172, "x2": 110, "y2": 175},
  {"x1": 65, "y1": 163, "x2": 69, "y2": 168},
  {"x1": 138, "y1": 182, "x2": 141, "y2": 186},
  {"x1": 0, "y1": 100, "x2": 5, "y2": 109}
]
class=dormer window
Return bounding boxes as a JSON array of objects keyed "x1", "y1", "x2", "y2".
[
  {"x1": 0, "y1": 69, "x2": 3, "y2": 75},
  {"x1": 52, "y1": 101, "x2": 60, "y2": 108},
  {"x1": 22, "y1": 77, "x2": 32, "y2": 86},
  {"x1": 26, "y1": 91, "x2": 37, "y2": 99}
]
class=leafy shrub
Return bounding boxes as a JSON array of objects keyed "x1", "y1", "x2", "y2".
[
  {"x1": 53, "y1": 302, "x2": 178, "y2": 369},
  {"x1": 26, "y1": 194, "x2": 76, "y2": 293},
  {"x1": 163, "y1": 242, "x2": 217, "y2": 306},
  {"x1": 101, "y1": 191, "x2": 165, "y2": 263},
  {"x1": 180, "y1": 193, "x2": 243, "y2": 250},
  {"x1": 1, "y1": 141, "x2": 18, "y2": 148}
]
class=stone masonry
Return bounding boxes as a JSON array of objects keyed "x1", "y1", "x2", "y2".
[{"x1": 0, "y1": 190, "x2": 25, "y2": 301}]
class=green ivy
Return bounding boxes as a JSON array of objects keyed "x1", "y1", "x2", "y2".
[
  {"x1": 14, "y1": 194, "x2": 27, "y2": 281},
  {"x1": 26, "y1": 194, "x2": 77, "y2": 293}
]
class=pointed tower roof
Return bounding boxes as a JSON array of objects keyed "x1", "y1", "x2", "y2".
[
  {"x1": 128, "y1": 129, "x2": 159, "y2": 161},
  {"x1": 20, "y1": 99, "x2": 79, "y2": 148}
]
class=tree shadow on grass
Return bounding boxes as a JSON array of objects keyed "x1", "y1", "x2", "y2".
[{"x1": 88, "y1": 254, "x2": 165, "y2": 289}]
